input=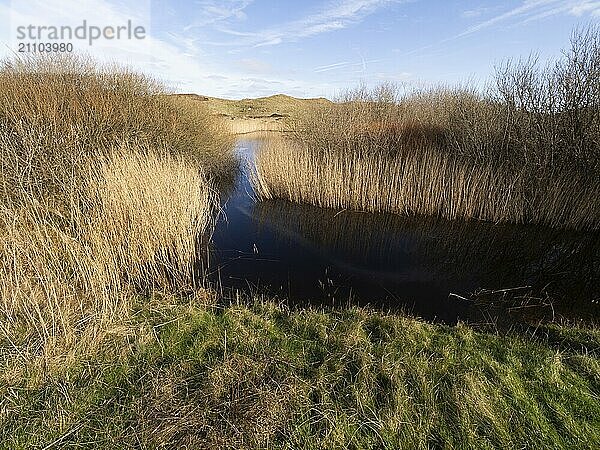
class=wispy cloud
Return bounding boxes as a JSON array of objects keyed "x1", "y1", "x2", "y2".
[
  {"x1": 461, "y1": 6, "x2": 497, "y2": 19},
  {"x1": 314, "y1": 61, "x2": 354, "y2": 72},
  {"x1": 569, "y1": 1, "x2": 600, "y2": 16},
  {"x1": 183, "y1": 0, "x2": 253, "y2": 30},
  {"x1": 459, "y1": 1, "x2": 600, "y2": 38},
  {"x1": 396, "y1": 1, "x2": 599, "y2": 62},
  {"x1": 313, "y1": 58, "x2": 385, "y2": 73},
  {"x1": 214, "y1": 0, "x2": 407, "y2": 48},
  {"x1": 400, "y1": 0, "x2": 600, "y2": 58}
]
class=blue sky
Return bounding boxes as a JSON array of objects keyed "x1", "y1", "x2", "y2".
[{"x1": 1, "y1": 0, "x2": 599, "y2": 98}]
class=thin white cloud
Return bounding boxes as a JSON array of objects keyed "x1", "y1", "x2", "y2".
[
  {"x1": 395, "y1": 0, "x2": 599, "y2": 64},
  {"x1": 459, "y1": 0, "x2": 600, "y2": 37},
  {"x1": 314, "y1": 61, "x2": 353, "y2": 72},
  {"x1": 569, "y1": 1, "x2": 600, "y2": 16},
  {"x1": 183, "y1": 0, "x2": 253, "y2": 30},
  {"x1": 459, "y1": 0, "x2": 557, "y2": 37},
  {"x1": 215, "y1": 0, "x2": 407, "y2": 48},
  {"x1": 461, "y1": 7, "x2": 495, "y2": 19},
  {"x1": 399, "y1": 0, "x2": 599, "y2": 59},
  {"x1": 313, "y1": 58, "x2": 385, "y2": 73}
]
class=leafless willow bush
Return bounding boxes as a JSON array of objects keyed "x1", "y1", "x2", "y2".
[{"x1": 494, "y1": 27, "x2": 600, "y2": 172}]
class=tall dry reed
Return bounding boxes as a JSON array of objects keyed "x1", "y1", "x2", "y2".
[
  {"x1": 253, "y1": 139, "x2": 599, "y2": 229},
  {"x1": 0, "y1": 54, "x2": 233, "y2": 204}
]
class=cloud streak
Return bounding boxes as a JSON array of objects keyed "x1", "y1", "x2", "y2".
[
  {"x1": 401, "y1": 1, "x2": 600, "y2": 58},
  {"x1": 459, "y1": 0, "x2": 600, "y2": 38},
  {"x1": 313, "y1": 58, "x2": 385, "y2": 73},
  {"x1": 214, "y1": 0, "x2": 406, "y2": 48},
  {"x1": 183, "y1": 0, "x2": 253, "y2": 30}
]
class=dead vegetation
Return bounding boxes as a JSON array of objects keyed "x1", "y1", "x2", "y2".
[{"x1": 0, "y1": 54, "x2": 232, "y2": 369}]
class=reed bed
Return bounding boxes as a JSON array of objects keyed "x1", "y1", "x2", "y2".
[
  {"x1": 253, "y1": 139, "x2": 599, "y2": 229},
  {"x1": 88, "y1": 148, "x2": 217, "y2": 289},
  {"x1": 253, "y1": 27, "x2": 600, "y2": 230}
]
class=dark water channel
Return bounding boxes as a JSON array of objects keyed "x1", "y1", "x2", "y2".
[{"x1": 208, "y1": 139, "x2": 600, "y2": 324}]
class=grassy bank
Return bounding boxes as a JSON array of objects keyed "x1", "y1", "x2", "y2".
[
  {"x1": 253, "y1": 28, "x2": 600, "y2": 230},
  {"x1": 3, "y1": 298, "x2": 599, "y2": 449}
]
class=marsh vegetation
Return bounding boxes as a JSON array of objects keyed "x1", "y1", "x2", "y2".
[
  {"x1": 254, "y1": 28, "x2": 600, "y2": 230},
  {"x1": 214, "y1": 139, "x2": 599, "y2": 325},
  {"x1": 1, "y1": 29, "x2": 599, "y2": 449},
  {"x1": 0, "y1": 54, "x2": 233, "y2": 379}
]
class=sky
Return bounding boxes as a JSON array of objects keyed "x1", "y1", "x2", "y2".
[{"x1": 1, "y1": 0, "x2": 599, "y2": 98}]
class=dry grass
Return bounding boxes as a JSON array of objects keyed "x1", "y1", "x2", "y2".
[
  {"x1": 89, "y1": 148, "x2": 216, "y2": 289},
  {"x1": 0, "y1": 150, "x2": 215, "y2": 360},
  {"x1": 254, "y1": 28, "x2": 600, "y2": 230},
  {"x1": 0, "y1": 54, "x2": 230, "y2": 371},
  {"x1": 0, "y1": 54, "x2": 234, "y2": 203}
]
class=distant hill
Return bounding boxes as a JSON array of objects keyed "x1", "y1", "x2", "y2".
[{"x1": 170, "y1": 93, "x2": 331, "y2": 120}]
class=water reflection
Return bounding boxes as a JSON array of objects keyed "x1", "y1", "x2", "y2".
[{"x1": 209, "y1": 139, "x2": 600, "y2": 324}]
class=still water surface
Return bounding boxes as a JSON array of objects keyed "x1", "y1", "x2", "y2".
[{"x1": 209, "y1": 139, "x2": 600, "y2": 324}]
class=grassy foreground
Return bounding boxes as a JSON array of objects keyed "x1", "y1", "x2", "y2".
[{"x1": 2, "y1": 298, "x2": 599, "y2": 449}]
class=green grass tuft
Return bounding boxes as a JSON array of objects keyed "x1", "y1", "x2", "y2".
[{"x1": 3, "y1": 300, "x2": 599, "y2": 449}]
